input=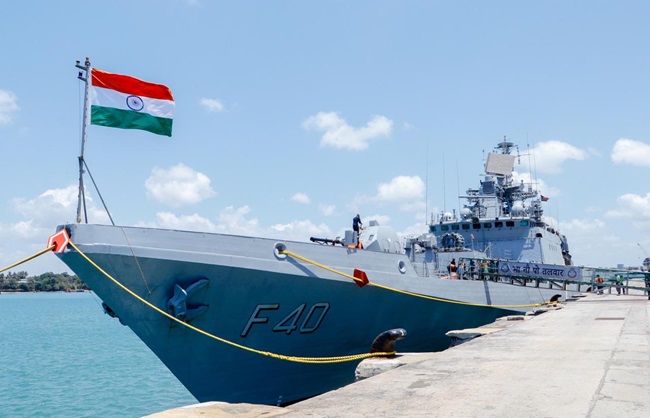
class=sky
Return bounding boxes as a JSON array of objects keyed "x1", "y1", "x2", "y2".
[{"x1": 2, "y1": 0, "x2": 650, "y2": 275}]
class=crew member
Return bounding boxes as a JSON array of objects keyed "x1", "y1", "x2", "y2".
[
  {"x1": 352, "y1": 214, "x2": 363, "y2": 248},
  {"x1": 353, "y1": 214, "x2": 363, "y2": 235},
  {"x1": 448, "y1": 258, "x2": 457, "y2": 273},
  {"x1": 595, "y1": 274, "x2": 604, "y2": 294}
]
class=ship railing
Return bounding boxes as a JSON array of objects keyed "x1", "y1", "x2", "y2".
[
  {"x1": 582, "y1": 268, "x2": 650, "y2": 297},
  {"x1": 470, "y1": 271, "x2": 649, "y2": 295},
  {"x1": 410, "y1": 261, "x2": 430, "y2": 277},
  {"x1": 451, "y1": 257, "x2": 650, "y2": 297},
  {"x1": 408, "y1": 257, "x2": 650, "y2": 297}
]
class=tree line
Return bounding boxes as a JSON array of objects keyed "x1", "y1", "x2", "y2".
[{"x1": 0, "y1": 271, "x2": 90, "y2": 292}]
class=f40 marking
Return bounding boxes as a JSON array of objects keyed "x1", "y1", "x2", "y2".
[{"x1": 241, "y1": 303, "x2": 330, "y2": 337}]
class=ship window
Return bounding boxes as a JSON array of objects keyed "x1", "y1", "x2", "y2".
[
  {"x1": 441, "y1": 225, "x2": 449, "y2": 231},
  {"x1": 483, "y1": 222, "x2": 492, "y2": 228},
  {"x1": 520, "y1": 220, "x2": 529, "y2": 227},
  {"x1": 451, "y1": 224, "x2": 459, "y2": 230},
  {"x1": 461, "y1": 224, "x2": 470, "y2": 230},
  {"x1": 506, "y1": 221, "x2": 515, "y2": 227},
  {"x1": 495, "y1": 221, "x2": 503, "y2": 228},
  {"x1": 472, "y1": 224, "x2": 481, "y2": 230},
  {"x1": 431, "y1": 226, "x2": 437, "y2": 232}
]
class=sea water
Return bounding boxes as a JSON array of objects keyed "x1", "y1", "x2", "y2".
[{"x1": 0, "y1": 292, "x2": 197, "y2": 417}]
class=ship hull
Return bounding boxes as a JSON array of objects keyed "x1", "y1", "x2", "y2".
[{"x1": 56, "y1": 223, "x2": 567, "y2": 405}]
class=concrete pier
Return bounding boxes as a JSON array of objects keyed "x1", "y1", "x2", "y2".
[{"x1": 148, "y1": 293, "x2": 650, "y2": 417}]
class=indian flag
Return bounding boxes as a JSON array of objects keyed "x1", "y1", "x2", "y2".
[{"x1": 90, "y1": 68, "x2": 174, "y2": 137}]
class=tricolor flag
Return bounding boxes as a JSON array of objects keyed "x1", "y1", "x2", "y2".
[
  {"x1": 90, "y1": 68, "x2": 174, "y2": 137},
  {"x1": 541, "y1": 195, "x2": 549, "y2": 202}
]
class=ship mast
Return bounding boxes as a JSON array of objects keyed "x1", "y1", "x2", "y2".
[
  {"x1": 73, "y1": 58, "x2": 116, "y2": 225},
  {"x1": 75, "y1": 58, "x2": 91, "y2": 223}
]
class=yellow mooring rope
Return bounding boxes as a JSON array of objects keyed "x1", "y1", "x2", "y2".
[
  {"x1": 68, "y1": 241, "x2": 395, "y2": 364},
  {"x1": 279, "y1": 249, "x2": 552, "y2": 309},
  {"x1": 0, "y1": 245, "x2": 55, "y2": 274},
  {"x1": 1, "y1": 239, "x2": 547, "y2": 361}
]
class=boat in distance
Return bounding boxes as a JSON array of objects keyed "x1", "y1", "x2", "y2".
[{"x1": 54, "y1": 213, "x2": 577, "y2": 405}]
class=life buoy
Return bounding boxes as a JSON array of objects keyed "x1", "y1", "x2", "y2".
[{"x1": 441, "y1": 232, "x2": 465, "y2": 250}]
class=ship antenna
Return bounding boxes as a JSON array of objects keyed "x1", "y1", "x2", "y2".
[
  {"x1": 442, "y1": 152, "x2": 446, "y2": 213},
  {"x1": 75, "y1": 58, "x2": 115, "y2": 226},
  {"x1": 425, "y1": 139, "x2": 429, "y2": 225},
  {"x1": 528, "y1": 140, "x2": 539, "y2": 195},
  {"x1": 456, "y1": 159, "x2": 461, "y2": 217},
  {"x1": 75, "y1": 58, "x2": 91, "y2": 223}
]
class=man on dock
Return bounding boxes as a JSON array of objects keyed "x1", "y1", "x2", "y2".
[{"x1": 595, "y1": 274, "x2": 604, "y2": 294}]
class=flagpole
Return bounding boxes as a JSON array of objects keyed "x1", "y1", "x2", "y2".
[{"x1": 75, "y1": 57, "x2": 91, "y2": 223}]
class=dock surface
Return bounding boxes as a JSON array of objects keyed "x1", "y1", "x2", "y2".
[{"x1": 148, "y1": 293, "x2": 650, "y2": 417}]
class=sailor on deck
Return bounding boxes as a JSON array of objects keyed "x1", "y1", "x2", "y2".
[
  {"x1": 353, "y1": 214, "x2": 363, "y2": 234},
  {"x1": 448, "y1": 258, "x2": 457, "y2": 274},
  {"x1": 352, "y1": 214, "x2": 363, "y2": 247}
]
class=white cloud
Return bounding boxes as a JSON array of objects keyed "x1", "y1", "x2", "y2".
[
  {"x1": 611, "y1": 138, "x2": 650, "y2": 166},
  {"x1": 303, "y1": 111, "x2": 393, "y2": 151},
  {"x1": 319, "y1": 204, "x2": 336, "y2": 216},
  {"x1": 363, "y1": 213, "x2": 392, "y2": 227},
  {"x1": 555, "y1": 217, "x2": 650, "y2": 268},
  {"x1": 149, "y1": 212, "x2": 217, "y2": 232},
  {"x1": 270, "y1": 220, "x2": 332, "y2": 240},
  {"x1": 0, "y1": 89, "x2": 19, "y2": 125},
  {"x1": 140, "y1": 205, "x2": 334, "y2": 242},
  {"x1": 141, "y1": 205, "x2": 329, "y2": 242},
  {"x1": 214, "y1": 205, "x2": 260, "y2": 235},
  {"x1": 200, "y1": 98, "x2": 225, "y2": 113},
  {"x1": 605, "y1": 193, "x2": 650, "y2": 222},
  {"x1": 399, "y1": 221, "x2": 429, "y2": 238},
  {"x1": 525, "y1": 140, "x2": 587, "y2": 174},
  {"x1": 560, "y1": 218, "x2": 606, "y2": 233},
  {"x1": 349, "y1": 176, "x2": 426, "y2": 214},
  {"x1": 145, "y1": 163, "x2": 216, "y2": 207},
  {"x1": 137, "y1": 206, "x2": 259, "y2": 236},
  {"x1": 291, "y1": 193, "x2": 310, "y2": 204},
  {"x1": 0, "y1": 185, "x2": 111, "y2": 275},
  {"x1": 10, "y1": 185, "x2": 109, "y2": 227},
  {"x1": 374, "y1": 175, "x2": 425, "y2": 205}
]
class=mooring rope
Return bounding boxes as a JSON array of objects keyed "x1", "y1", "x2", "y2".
[
  {"x1": 0, "y1": 245, "x2": 55, "y2": 274},
  {"x1": 279, "y1": 249, "x2": 553, "y2": 309},
  {"x1": 68, "y1": 241, "x2": 396, "y2": 364}
]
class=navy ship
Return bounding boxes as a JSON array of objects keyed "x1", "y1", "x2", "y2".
[
  {"x1": 54, "y1": 61, "x2": 581, "y2": 405},
  {"x1": 52, "y1": 136, "x2": 582, "y2": 405},
  {"x1": 53, "y1": 220, "x2": 576, "y2": 406}
]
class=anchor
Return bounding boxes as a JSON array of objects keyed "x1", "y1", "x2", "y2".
[{"x1": 167, "y1": 278, "x2": 209, "y2": 322}]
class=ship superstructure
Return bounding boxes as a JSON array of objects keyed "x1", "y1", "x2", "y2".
[{"x1": 430, "y1": 139, "x2": 571, "y2": 266}]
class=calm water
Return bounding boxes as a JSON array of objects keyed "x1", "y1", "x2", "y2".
[{"x1": 0, "y1": 292, "x2": 197, "y2": 417}]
